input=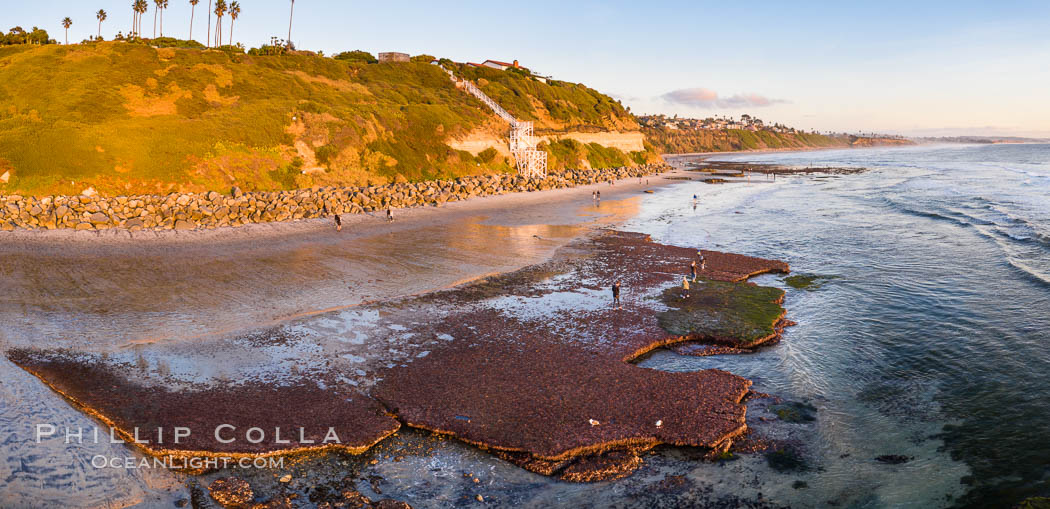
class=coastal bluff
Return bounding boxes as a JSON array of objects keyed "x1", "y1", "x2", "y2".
[{"x1": 0, "y1": 164, "x2": 665, "y2": 232}]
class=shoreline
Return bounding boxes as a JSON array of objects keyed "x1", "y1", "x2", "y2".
[
  {"x1": 0, "y1": 169, "x2": 699, "y2": 350},
  {"x1": 0, "y1": 168, "x2": 679, "y2": 246},
  {"x1": 661, "y1": 142, "x2": 925, "y2": 163},
  {"x1": 662, "y1": 145, "x2": 847, "y2": 160}
]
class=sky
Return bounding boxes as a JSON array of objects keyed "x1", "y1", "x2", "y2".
[{"x1": 7, "y1": 0, "x2": 1050, "y2": 137}]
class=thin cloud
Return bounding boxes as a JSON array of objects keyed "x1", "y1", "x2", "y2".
[
  {"x1": 608, "y1": 92, "x2": 641, "y2": 103},
  {"x1": 661, "y1": 88, "x2": 787, "y2": 109}
]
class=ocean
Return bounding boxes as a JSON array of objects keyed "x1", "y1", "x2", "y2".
[{"x1": 629, "y1": 143, "x2": 1050, "y2": 507}]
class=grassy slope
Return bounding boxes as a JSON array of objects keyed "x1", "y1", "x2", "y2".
[
  {"x1": 0, "y1": 43, "x2": 648, "y2": 197},
  {"x1": 450, "y1": 63, "x2": 638, "y2": 134}
]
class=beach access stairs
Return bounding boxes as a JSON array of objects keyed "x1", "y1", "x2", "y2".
[{"x1": 439, "y1": 65, "x2": 548, "y2": 178}]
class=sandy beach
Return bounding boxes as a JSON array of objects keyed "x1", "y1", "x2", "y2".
[{"x1": 0, "y1": 171, "x2": 687, "y2": 350}]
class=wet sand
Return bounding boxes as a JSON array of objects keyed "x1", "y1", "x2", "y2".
[{"x1": 0, "y1": 173, "x2": 683, "y2": 350}]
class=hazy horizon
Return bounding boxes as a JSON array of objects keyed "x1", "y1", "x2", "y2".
[{"x1": 10, "y1": 0, "x2": 1050, "y2": 138}]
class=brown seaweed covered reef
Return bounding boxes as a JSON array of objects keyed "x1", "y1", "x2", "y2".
[{"x1": 8, "y1": 230, "x2": 792, "y2": 486}]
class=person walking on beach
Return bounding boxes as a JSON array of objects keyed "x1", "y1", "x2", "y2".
[
  {"x1": 324, "y1": 205, "x2": 342, "y2": 231},
  {"x1": 386, "y1": 208, "x2": 393, "y2": 222},
  {"x1": 596, "y1": 190, "x2": 601, "y2": 203},
  {"x1": 612, "y1": 280, "x2": 621, "y2": 309}
]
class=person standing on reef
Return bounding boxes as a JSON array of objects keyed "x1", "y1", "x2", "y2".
[
  {"x1": 690, "y1": 260, "x2": 697, "y2": 281},
  {"x1": 612, "y1": 280, "x2": 621, "y2": 309},
  {"x1": 698, "y1": 252, "x2": 707, "y2": 273}
]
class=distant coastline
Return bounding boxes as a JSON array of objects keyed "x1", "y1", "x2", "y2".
[{"x1": 661, "y1": 142, "x2": 911, "y2": 161}]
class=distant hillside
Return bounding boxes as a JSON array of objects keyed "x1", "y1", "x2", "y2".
[
  {"x1": 911, "y1": 136, "x2": 1050, "y2": 144},
  {"x1": 644, "y1": 127, "x2": 914, "y2": 154},
  {"x1": 0, "y1": 42, "x2": 652, "y2": 197}
]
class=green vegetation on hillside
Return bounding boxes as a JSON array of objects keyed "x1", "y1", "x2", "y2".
[
  {"x1": 1, "y1": 27, "x2": 54, "y2": 46},
  {"x1": 334, "y1": 50, "x2": 377, "y2": 64},
  {"x1": 0, "y1": 42, "x2": 646, "y2": 197},
  {"x1": 644, "y1": 126, "x2": 851, "y2": 154},
  {"x1": 645, "y1": 126, "x2": 915, "y2": 154},
  {"x1": 448, "y1": 63, "x2": 638, "y2": 134}
]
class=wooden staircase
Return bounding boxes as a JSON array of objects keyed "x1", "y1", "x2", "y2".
[{"x1": 440, "y1": 66, "x2": 547, "y2": 178}]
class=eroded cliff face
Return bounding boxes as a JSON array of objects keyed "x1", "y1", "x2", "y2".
[
  {"x1": 447, "y1": 126, "x2": 652, "y2": 171},
  {"x1": 544, "y1": 132, "x2": 646, "y2": 153},
  {"x1": 446, "y1": 126, "x2": 513, "y2": 157},
  {"x1": 450, "y1": 130, "x2": 645, "y2": 155}
]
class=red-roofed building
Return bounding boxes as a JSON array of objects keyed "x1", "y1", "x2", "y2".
[{"x1": 480, "y1": 59, "x2": 520, "y2": 70}]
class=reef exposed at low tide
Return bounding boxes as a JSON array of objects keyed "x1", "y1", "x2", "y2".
[
  {"x1": 8, "y1": 230, "x2": 794, "y2": 487},
  {"x1": 8, "y1": 349, "x2": 401, "y2": 460}
]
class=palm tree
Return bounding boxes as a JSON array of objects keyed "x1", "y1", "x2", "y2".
[
  {"x1": 96, "y1": 9, "x2": 107, "y2": 39},
  {"x1": 228, "y1": 1, "x2": 240, "y2": 46},
  {"x1": 159, "y1": 0, "x2": 169, "y2": 37},
  {"x1": 134, "y1": 0, "x2": 147, "y2": 37},
  {"x1": 287, "y1": 0, "x2": 295, "y2": 49},
  {"x1": 153, "y1": 0, "x2": 161, "y2": 38},
  {"x1": 206, "y1": 0, "x2": 212, "y2": 47},
  {"x1": 213, "y1": 0, "x2": 226, "y2": 47},
  {"x1": 189, "y1": 0, "x2": 199, "y2": 40},
  {"x1": 140, "y1": 0, "x2": 149, "y2": 36},
  {"x1": 62, "y1": 17, "x2": 72, "y2": 45}
]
